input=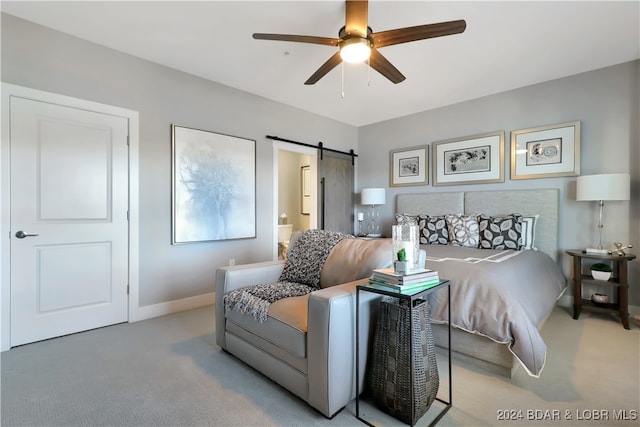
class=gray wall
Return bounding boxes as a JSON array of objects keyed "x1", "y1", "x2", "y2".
[
  {"x1": 358, "y1": 60, "x2": 640, "y2": 305},
  {"x1": 3, "y1": 13, "x2": 639, "y2": 310},
  {"x1": 1, "y1": 13, "x2": 357, "y2": 307}
]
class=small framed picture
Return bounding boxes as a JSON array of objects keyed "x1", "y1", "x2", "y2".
[
  {"x1": 389, "y1": 145, "x2": 428, "y2": 187},
  {"x1": 301, "y1": 165, "x2": 311, "y2": 215},
  {"x1": 432, "y1": 131, "x2": 505, "y2": 186},
  {"x1": 510, "y1": 121, "x2": 580, "y2": 180}
]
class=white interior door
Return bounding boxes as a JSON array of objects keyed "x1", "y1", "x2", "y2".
[{"x1": 10, "y1": 96, "x2": 129, "y2": 347}]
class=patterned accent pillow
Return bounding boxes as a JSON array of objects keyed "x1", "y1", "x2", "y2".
[
  {"x1": 395, "y1": 213, "x2": 450, "y2": 245},
  {"x1": 395, "y1": 213, "x2": 425, "y2": 243},
  {"x1": 421, "y1": 215, "x2": 449, "y2": 245},
  {"x1": 394, "y1": 213, "x2": 418, "y2": 225},
  {"x1": 521, "y1": 214, "x2": 539, "y2": 250},
  {"x1": 280, "y1": 229, "x2": 352, "y2": 288},
  {"x1": 478, "y1": 214, "x2": 523, "y2": 250},
  {"x1": 445, "y1": 214, "x2": 480, "y2": 247}
]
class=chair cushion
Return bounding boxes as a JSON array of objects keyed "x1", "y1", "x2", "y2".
[
  {"x1": 226, "y1": 294, "x2": 309, "y2": 358},
  {"x1": 320, "y1": 238, "x2": 393, "y2": 288}
]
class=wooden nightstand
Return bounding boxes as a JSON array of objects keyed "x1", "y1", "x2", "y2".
[{"x1": 566, "y1": 250, "x2": 636, "y2": 329}]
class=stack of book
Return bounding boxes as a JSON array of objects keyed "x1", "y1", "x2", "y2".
[{"x1": 369, "y1": 267, "x2": 440, "y2": 291}]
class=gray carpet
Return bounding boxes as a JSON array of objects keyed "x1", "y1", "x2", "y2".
[{"x1": 1, "y1": 304, "x2": 638, "y2": 426}]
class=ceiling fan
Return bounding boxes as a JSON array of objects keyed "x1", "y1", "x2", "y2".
[{"x1": 253, "y1": 0, "x2": 466, "y2": 85}]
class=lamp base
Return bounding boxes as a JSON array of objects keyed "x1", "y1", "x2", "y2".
[{"x1": 585, "y1": 248, "x2": 609, "y2": 255}]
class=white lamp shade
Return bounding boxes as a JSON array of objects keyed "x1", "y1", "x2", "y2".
[
  {"x1": 361, "y1": 188, "x2": 386, "y2": 205},
  {"x1": 576, "y1": 173, "x2": 630, "y2": 201}
]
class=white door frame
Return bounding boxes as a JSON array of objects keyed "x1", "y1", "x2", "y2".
[
  {"x1": 272, "y1": 141, "x2": 318, "y2": 260},
  {"x1": 1, "y1": 83, "x2": 140, "y2": 351}
]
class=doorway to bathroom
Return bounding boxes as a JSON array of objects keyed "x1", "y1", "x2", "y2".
[
  {"x1": 273, "y1": 140, "x2": 355, "y2": 260},
  {"x1": 274, "y1": 143, "x2": 318, "y2": 259}
]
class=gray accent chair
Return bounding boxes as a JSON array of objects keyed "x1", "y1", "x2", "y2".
[{"x1": 215, "y1": 236, "x2": 392, "y2": 417}]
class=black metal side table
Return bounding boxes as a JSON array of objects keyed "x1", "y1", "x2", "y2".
[{"x1": 356, "y1": 280, "x2": 452, "y2": 426}]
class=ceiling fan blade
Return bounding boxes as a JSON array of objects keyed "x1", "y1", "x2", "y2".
[
  {"x1": 253, "y1": 33, "x2": 340, "y2": 46},
  {"x1": 372, "y1": 20, "x2": 467, "y2": 48},
  {"x1": 345, "y1": 0, "x2": 368, "y2": 37},
  {"x1": 369, "y1": 48, "x2": 406, "y2": 84},
  {"x1": 305, "y1": 52, "x2": 343, "y2": 85}
]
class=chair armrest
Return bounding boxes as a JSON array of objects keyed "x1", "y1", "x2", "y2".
[
  {"x1": 307, "y1": 279, "x2": 382, "y2": 417},
  {"x1": 216, "y1": 260, "x2": 285, "y2": 294},
  {"x1": 215, "y1": 260, "x2": 285, "y2": 349}
]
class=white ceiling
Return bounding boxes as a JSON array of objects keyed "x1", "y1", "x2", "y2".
[{"x1": 2, "y1": 1, "x2": 639, "y2": 127}]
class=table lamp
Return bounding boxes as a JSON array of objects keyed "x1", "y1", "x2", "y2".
[
  {"x1": 576, "y1": 173, "x2": 630, "y2": 253},
  {"x1": 361, "y1": 188, "x2": 385, "y2": 237}
]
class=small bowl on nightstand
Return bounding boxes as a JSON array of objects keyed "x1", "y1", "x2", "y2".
[
  {"x1": 591, "y1": 293, "x2": 610, "y2": 305},
  {"x1": 591, "y1": 270, "x2": 612, "y2": 281}
]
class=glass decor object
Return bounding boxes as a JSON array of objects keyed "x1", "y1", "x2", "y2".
[{"x1": 392, "y1": 224, "x2": 420, "y2": 273}]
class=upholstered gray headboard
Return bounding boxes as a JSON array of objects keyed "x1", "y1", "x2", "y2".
[{"x1": 396, "y1": 189, "x2": 559, "y2": 260}]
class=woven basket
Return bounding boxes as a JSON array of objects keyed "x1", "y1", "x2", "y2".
[{"x1": 368, "y1": 297, "x2": 439, "y2": 425}]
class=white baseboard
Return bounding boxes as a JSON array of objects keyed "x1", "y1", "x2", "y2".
[
  {"x1": 557, "y1": 294, "x2": 573, "y2": 309},
  {"x1": 1, "y1": 293, "x2": 215, "y2": 352},
  {"x1": 130, "y1": 292, "x2": 215, "y2": 322}
]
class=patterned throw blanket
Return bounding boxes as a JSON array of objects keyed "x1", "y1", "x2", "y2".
[{"x1": 224, "y1": 230, "x2": 353, "y2": 322}]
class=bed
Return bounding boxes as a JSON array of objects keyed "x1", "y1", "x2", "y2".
[{"x1": 396, "y1": 189, "x2": 567, "y2": 378}]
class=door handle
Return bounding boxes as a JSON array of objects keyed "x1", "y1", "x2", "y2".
[{"x1": 15, "y1": 230, "x2": 39, "y2": 239}]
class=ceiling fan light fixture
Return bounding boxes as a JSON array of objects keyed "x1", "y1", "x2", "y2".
[
  {"x1": 253, "y1": 1, "x2": 466, "y2": 85},
  {"x1": 339, "y1": 38, "x2": 371, "y2": 63}
]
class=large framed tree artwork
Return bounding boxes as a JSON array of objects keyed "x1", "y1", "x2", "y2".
[{"x1": 171, "y1": 124, "x2": 256, "y2": 244}]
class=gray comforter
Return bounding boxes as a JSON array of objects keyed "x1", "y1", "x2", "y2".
[{"x1": 425, "y1": 246, "x2": 567, "y2": 377}]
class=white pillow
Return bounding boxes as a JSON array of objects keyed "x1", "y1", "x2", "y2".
[{"x1": 521, "y1": 215, "x2": 539, "y2": 250}]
